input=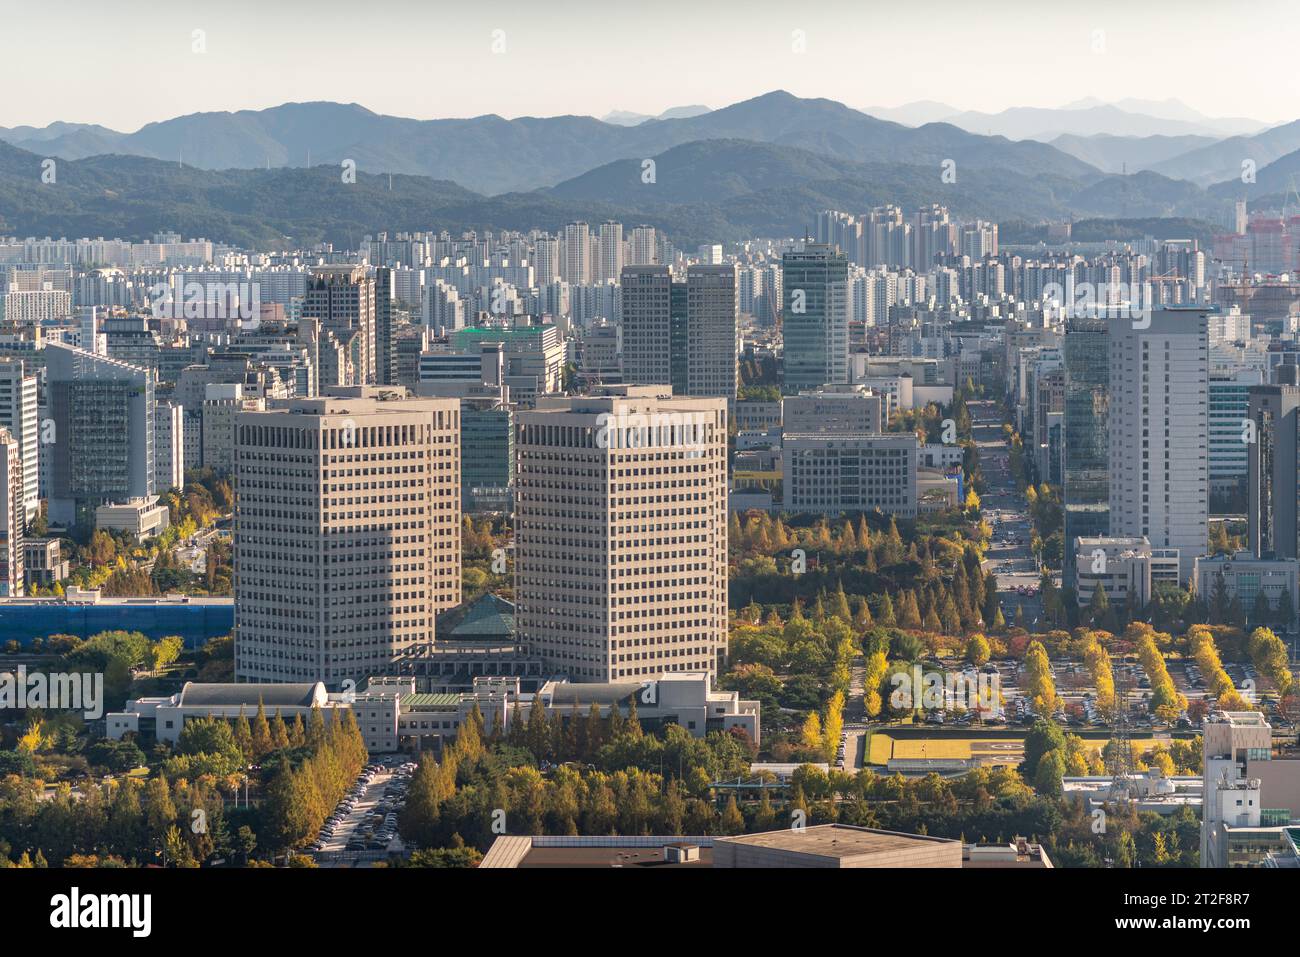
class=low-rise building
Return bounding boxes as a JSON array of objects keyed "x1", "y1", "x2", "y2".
[
  {"x1": 1194, "y1": 553, "x2": 1300, "y2": 625},
  {"x1": 783, "y1": 432, "x2": 919, "y2": 516},
  {"x1": 107, "y1": 669, "x2": 756, "y2": 753},
  {"x1": 95, "y1": 496, "x2": 170, "y2": 541},
  {"x1": 1074, "y1": 536, "x2": 1180, "y2": 607},
  {"x1": 23, "y1": 538, "x2": 69, "y2": 589},
  {"x1": 536, "y1": 672, "x2": 760, "y2": 743},
  {"x1": 1202, "y1": 711, "x2": 1300, "y2": 867}
]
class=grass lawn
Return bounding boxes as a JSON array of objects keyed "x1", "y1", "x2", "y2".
[{"x1": 867, "y1": 732, "x2": 1171, "y2": 766}]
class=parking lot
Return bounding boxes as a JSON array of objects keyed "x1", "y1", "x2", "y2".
[{"x1": 313, "y1": 757, "x2": 415, "y2": 866}]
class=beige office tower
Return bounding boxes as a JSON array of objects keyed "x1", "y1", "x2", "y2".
[
  {"x1": 233, "y1": 387, "x2": 461, "y2": 687},
  {"x1": 515, "y1": 386, "x2": 728, "y2": 682}
]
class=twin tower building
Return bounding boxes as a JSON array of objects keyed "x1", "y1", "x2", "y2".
[{"x1": 232, "y1": 384, "x2": 729, "y2": 689}]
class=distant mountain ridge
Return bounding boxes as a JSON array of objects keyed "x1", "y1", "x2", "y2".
[
  {"x1": 0, "y1": 132, "x2": 1232, "y2": 252},
  {"x1": 0, "y1": 91, "x2": 1102, "y2": 195}
]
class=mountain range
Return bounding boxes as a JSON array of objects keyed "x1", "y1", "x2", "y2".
[
  {"x1": 0, "y1": 91, "x2": 1102, "y2": 196},
  {"x1": 4, "y1": 91, "x2": 1300, "y2": 250}
]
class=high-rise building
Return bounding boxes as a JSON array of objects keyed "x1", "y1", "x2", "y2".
[
  {"x1": 1209, "y1": 366, "x2": 1262, "y2": 500},
  {"x1": 620, "y1": 265, "x2": 673, "y2": 387},
  {"x1": 1108, "y1": 309, "x2": 1209, "y2": 582},
  {"x1": 514, "y1": 386, "x2": 728, "y2": 682},
  {"x1": 562, "y1": 222, "x2": 591, "y2": 286},
  {"x1": 533, "y1": 236, "x2": 561, "y2": 284},
  {"x1": 597, "y1": 221, "x2": 624, "y2": 284},
  {"x1": 46, "y1": 343, "x2": 155, "y2": 527},
  {"x1": 1062, "y1": 318, "x2": 1110, "y2": 577},
  {"x1": 374, "y1": 265, "x2": 397, "y2": 386},
  {"x1": 0, "y1": 427, "x2": 23, "y2": 597},
  {"x1": 0, "y1": 358, "x2": 38, "y2": 523},
  {"x1": 233, "y1": 387, "x2": 461, "y2": 687},
  {"x1": 685, "y1": 264, "x2": 738, "y2": 403},
  {"x1": 304, "y1": 265, "x2": 376, "y2": 385},
  {"x1": 782, "y1": 244, "x2": 849, "y2": 394},
  {"x1": 629, "y1": 226, "x2": 658, "y2": 266},
  {"x1": 1247, "y1": 367, "x2": 1300, "y2": 559},
  {"x1": 154, "y1": 399, "x2": 185, "y2": 493}
]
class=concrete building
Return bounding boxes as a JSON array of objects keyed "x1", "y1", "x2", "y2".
[
  {"x1": 536, "y1": 672, "x2": 759, "y2": 743},
  {"x1": 514, "y1": 386, "x2": 728, "y2": 682},
  {"x1": 783, "y1": 386, "x2": 884, "y2": 434},
  {"x1": 1194, "y1": 552, "x2": 1300, "y2": 625},
  {"x1": 202, "y1": 383, "x2": 266, "y2": 477},
  {"x1": 233, "y1": 387, "x2": 461, "y2": 687},
  {"x1": 105, "y1": 681, "x2": 345, "y2": 745},
  {"x1": 1073, "y1": 536, "x2": 1181, "y2": 608},
  {"x1": 23, "y1": 538, "x2": 68, "y2": 590},
  {"x1": 305, "y1": 265, "x2": 376, "y2": 385},
  {"x1": 95, "y1": 497, "x2": 171, "y2": 541},
  {"x1": 714, "y1": 825, "x2": 963, "y2": 868},
  {"x1": 0, "y1": 359, "x2": 38, "y2": 523},
  {"x1": 1107, "y1": 309, "x2": 1210, "y2": 582},
  {"x1": 154, "y1": 399, "x2": 185, "y2": 492},
  {"x1": 685, "y1": 264, "x2": 738, "y2": 403},
  {"x1": 620, "y1": 265, "x2": 674, "y2": 389},
  {"x1": 0, "y1": 428, "x2": 23, "y2": 596},
  {"x1": 782, "y1": 432, "x2": 919, "y2": 516},
  {"x1": 1202, "y1": 712, "x2": 1300, "y2": 867}
]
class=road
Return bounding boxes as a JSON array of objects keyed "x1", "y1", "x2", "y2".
[{"x1": 968, "y1": 399, "x2": 1049, "y2": 628}]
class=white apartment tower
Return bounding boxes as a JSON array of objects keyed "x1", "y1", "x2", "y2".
[
  {"x1": 562, "y1": 222, "x2": 592, "y2": 286},
  {"x1": 233, "y1": 387, "x2": 461, "y2": 687},
  {"x1": 0, "y1": 427, "x2": 23, "y2": 597},
  {"x1": 514, "y1": 386, "x2": 729, "y2": 682},
  {"x1": 629, "y1": 226, "x2": 658, "y2": 266},
  {"x1": 598, "y1": 221, "x2": 625, "y2": 284},
  {"x1": 154, "y1": 399, "x2": 185, "y2": 492},
  {"x1": 0, "y1": 359, "x2": 38, "y2": 523},
  {"x1": 1108, "y1": 309, "x2": 1209, "y2": 582}
]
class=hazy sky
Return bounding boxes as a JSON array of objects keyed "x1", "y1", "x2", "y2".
[{"x1": 3, "y1": 0, "x2": 1296, "y2": 129}]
